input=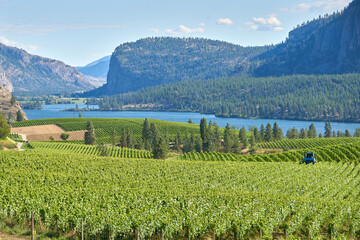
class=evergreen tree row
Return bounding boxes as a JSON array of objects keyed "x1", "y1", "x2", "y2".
[{"x1": 93, "y1": 74, "x2": 360, "y2": 122}]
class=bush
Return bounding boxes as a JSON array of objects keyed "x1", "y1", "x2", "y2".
[
  {"x1": 0, "y1": 115, "x2": 10, "y2": 139},
  {"x1": 60, "y1": 133, "x2": 70, "y2": 141}
]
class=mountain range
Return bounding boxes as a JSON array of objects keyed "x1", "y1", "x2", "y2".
[
  {"x1": 84, "y1": 38, "x2": 270, "y2": 96},
  {"x1": 76, "y1": 55, "x2": 110, "y2": 87},
  {"x1": 82, "y1": 0, "x2": 360, "y2": 97},
  {"x1": 1, "y1": 0, "x2": 359, "y2": 98},
  {"x1": 0, "y1": 43, "x2": 94, "y2": 95}
]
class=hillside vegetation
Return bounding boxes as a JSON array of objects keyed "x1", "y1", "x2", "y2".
[
  {"x1": 94, "y1": 74, "x2": 360, "y2": 122},
  {"x1": 252, "y1": 0, "x2": 360, "y2": 76},
  {"x1": 85, "y1": 37, "x2": 270, "y2": 96}
]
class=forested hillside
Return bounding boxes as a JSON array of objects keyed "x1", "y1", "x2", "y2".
[
  {"x1": 252, "y1": 0, "x2": 360, "y2": 76},
  {"x1": 96, "y1": 74, "x2": 360, "y2": 122},
  {"x1": 85, "y1": 37, "x2": 270, "y2": 96}
]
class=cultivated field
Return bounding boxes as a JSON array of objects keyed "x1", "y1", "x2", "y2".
[{"x1": 11, "y1": 124, "x2": 85, "y2": 141}]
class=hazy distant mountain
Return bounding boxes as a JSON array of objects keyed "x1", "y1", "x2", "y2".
[
  {"x1": 252, "y1": 0, "x2": 360, "y2": 76},
  {"x1": 85, "y1": 37, "x2": 270, "y2": 96},
  {"x1": 77, "y1": 56, "x2": 110, "y2": 87},
  {"x1": 0, "y1": 43, "x2": 94, "y2": 94}
]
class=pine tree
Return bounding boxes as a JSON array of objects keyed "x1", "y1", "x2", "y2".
[
  {"x1": 153, "y1": 136, "x2": 169, "y2": 159},
  {"x1": 120, "y1": 128, "x2": 127, "y2": 147},
  {"x1": 183, "y1": 133, "x2": 195, "y2": 153},
  {"x1": 249, "y1": 135, "x2": 258, "y2": 155},
  {"x1": 200, "y1": 118, "x2": 207, "y2": 142},
  {"x1": 194, "y1": 136, "x2": 203, "y2": 153},
  {"x1": 223, "y1": 123, "x2": 233, "y2": 153},
  {"x1": 354, "y1": 128, "x2": 360, "y2": 137},
  {"x1": 299, "y1": 128, "x2": 308, "y2": 139},
  {"x1": 239, "y1": 126, "x2": 248, "y2": 148},
  {"x1": 286, "y1": 127, "x2": 299, "y2": 139},
  {"x1": 324, "y1": 121, "x2": 332, "y2": 138},
  {"x1": 84, "y1": 120, "x2": 96, "y2": 145},
  {"x1": 345, "y1": 129, "x2": 351, "y2": 137},
  {"x1": 308, "y1": 123, "x2": 317, "y2": 138},
  {"x1": 16, "y1": 110, "x2": 24, "y2": 122},
  {"x1": 174, "y1": 132, "x2": 182, "y2": 152},
  {"x1": 126, "y1": 129, "x2": 135, "y2": 148},
  {"x1": 265, "y1": 123, "x2": 273, "y2": 142},
  {"x1": 337, "y1": 130, "x2": 342, "y2": 138},
  {"x1": 0, "y1": 115, "x2": 10, "y2": 139},
  {"x1": 213, "y1": 122, "x2": 221, "y2": 151},
  {"x1": 7, "y1": 112, "x2": 13, "y2": 124},
  {"x1": 260, "y1": 124, "x2": 265, "y2": 141},
  {"x1": 273, "y1": 122, "x2": 283, "y2": 140},
  {"x1": 10, "y1": 94, "x2": 16, "y2": 106},
  {"x1": 149, "y1": 123, "x2": 159, "y2": 150},
  {"x1": 204, "y1": 124, "x2": 216, "y2": 152},
  {"x1": 142, "y1": 118, "x2": 150, "y2": 149},
  {"x1": 332, "y1": 131, "x2": 337, "y2": 138},
  {"x1": 253, "y1": 127, "x2": 260, "y2": 142}
]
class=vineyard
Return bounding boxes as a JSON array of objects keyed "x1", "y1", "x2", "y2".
[
  {"x1": 28, "y1": 141, "x2": 153, "y2": 159},
  {"x1": 1, "y1": 150, "x2": 360, "y2": 239},
  {"x1": 181, "y1": 141, "x2": 360, "y2": 163},
  {"x1": 12, "y1": 118, "x2": 201, "y2": 143},
  {"x1": 258, "y1": 137, "x2": 360, "y2": 150}
]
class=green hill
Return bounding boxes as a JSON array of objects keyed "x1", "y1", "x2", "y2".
[{"x1": 84, "y1": 37, "x2": 270, "y2": 96}]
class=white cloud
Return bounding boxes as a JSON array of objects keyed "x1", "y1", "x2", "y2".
[
  {"x1": 148, "y1": 28, "x2": 160, "y2": 34},
  {"x1": 281, "y1": 0, "x2": 351, "y2": 13},
  {"x1": 0, "y1": 24, "x2": 126, "y2": 35},
  {"x1": 216, "y1": 18, "x2": 234, "y2": 25},
  {"x1": 0, "y1": 36, "x2": 38, "y2": 52},
  {"x1": 165, "y1": 25, "x2": 204, "y2": 34},
  {"x1": 245, "y1": 16, "x2": 283, "y2": 31},
  {"x1": 199, "y1": 23, "x2": 206, "y2": 26}
]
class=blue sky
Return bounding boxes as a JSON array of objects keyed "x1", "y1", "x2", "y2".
[{"x1": 0, "y1": 0, "x2": 351, "y2": 66}]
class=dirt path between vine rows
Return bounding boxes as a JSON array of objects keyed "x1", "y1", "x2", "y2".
[{"x1": 0, "y1": 232, "x2": 26, "y2": 240}]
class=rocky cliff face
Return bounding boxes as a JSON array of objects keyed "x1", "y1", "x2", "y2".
[
  {"x1": 0, "y1": 85, "x2": 27, "y2": 121},
  {"x1": 86, "y1": 37, "x2": 270, "y2": 96},
  {"x1": 0, "y1": 43, "x2": 94, "y2": 94},
  {"x1": 253, "y1": 0, "x2": 360, "y2": 76}
]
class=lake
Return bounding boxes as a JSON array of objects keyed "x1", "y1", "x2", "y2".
[{"x1": 23, "y1": 103, "x2": 360, "y2": 135}]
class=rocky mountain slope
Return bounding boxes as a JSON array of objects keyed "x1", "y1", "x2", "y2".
[
  {"x1": 252, "y1": 0, "x2": 360, "y2": 76},
  {"x1": 0, "y1": 85, "x2": 27, "y2": 122},
  {"x1": 0, "y1": 43, "x2": 94, "y2": 94},
  {"x1": 85, "y1": 37, "x2": 270, "y2": 96}
]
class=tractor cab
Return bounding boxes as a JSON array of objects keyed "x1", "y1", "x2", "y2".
[{"x1": 301, "y1": 152, "x2": 317, "y2": 164}]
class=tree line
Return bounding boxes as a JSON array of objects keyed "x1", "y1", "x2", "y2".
[
  {"x1": 92, "y1": 74, "x2": 360, "y2": 123},
  {"x1": 83, "y1": 118, "x2": 359, "y2": 159}
]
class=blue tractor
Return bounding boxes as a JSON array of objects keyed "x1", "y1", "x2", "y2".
[{"x1": 301, "y1": 152, "x2": 317, "y2": 164}]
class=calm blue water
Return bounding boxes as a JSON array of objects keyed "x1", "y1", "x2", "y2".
[{"x1": 23, "y1": 104, "x2": 360, "y2": 135}]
